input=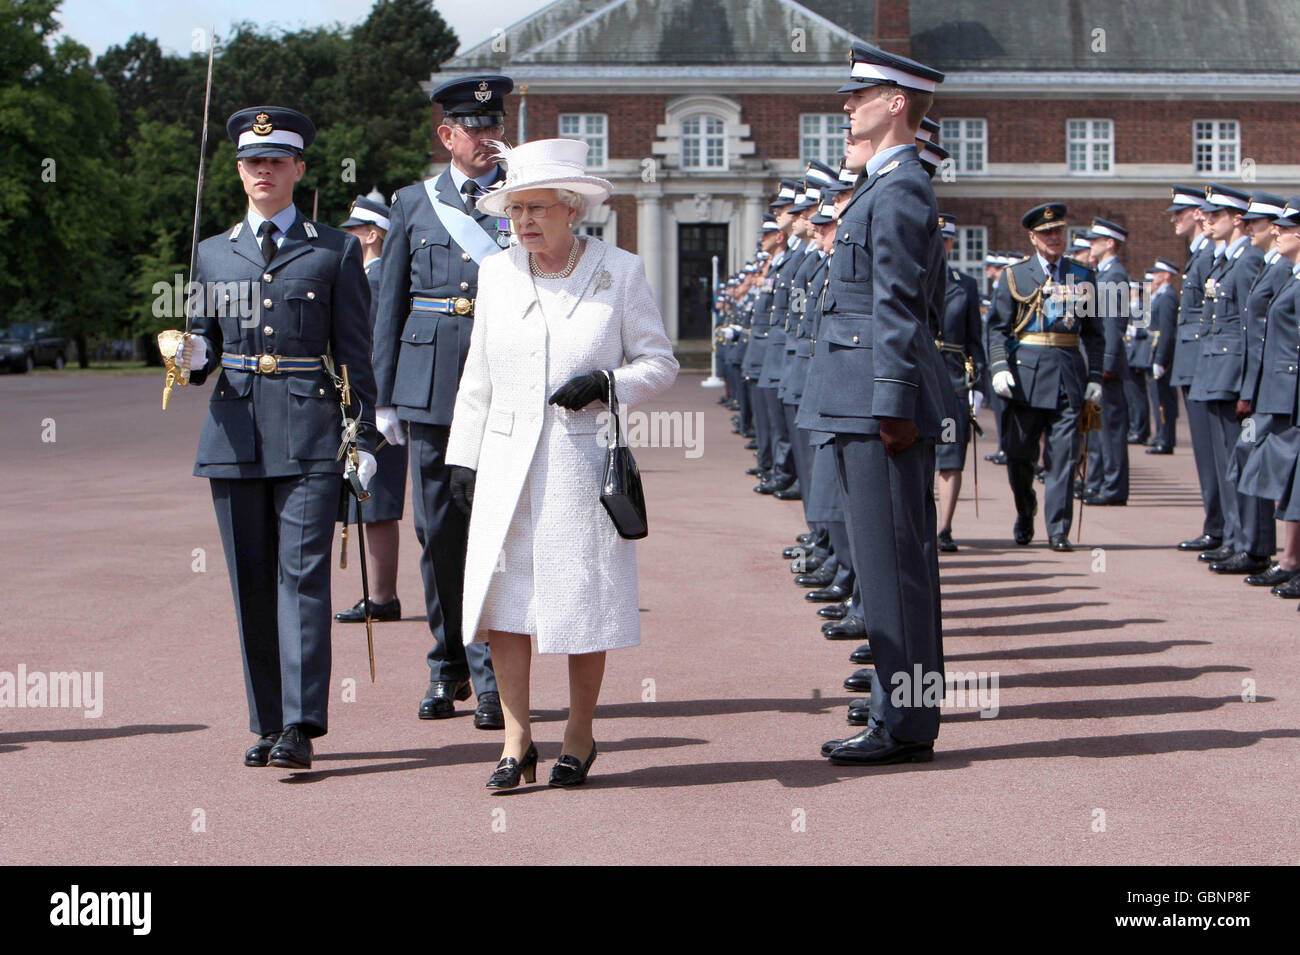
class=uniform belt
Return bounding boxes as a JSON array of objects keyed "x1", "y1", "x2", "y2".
[
  {"x1": 222, "y1": 353, "x2": 324, "y2": 374},
  {"x1": 1017, "y1": 332, "x2": 1080, "y2": 347},
  {"x1": 412, "y1": 295, "x2": 474, "y2": 316},
  {"x1": 935, "y1": 341, "x2": 966, "y2": 355}
]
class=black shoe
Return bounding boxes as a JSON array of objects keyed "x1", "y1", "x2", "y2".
[
  {"x1": 335, "y1": 596, "x2": 401, "y2": 623},
  {"x1": 793, "y1": 553, "x2": 827, "y2": 574},
  {"x1": 1246, "y1": 564, "x2": 1299, "y2": 587},
  {"x1": 757, "y1": 476, "x2": 793, "y2": 495},
  {"x1": 1198, "y1": 545, "x2": 1234, "y2": 563},
  {"x1": 774, "y1": 483, "x2": 803, "y2": 501},
  {"x1": 1083, "y1": 493, "x2": 1127, "y2": 506},
  {"x1": 1034, "y1": 465, "x2": 1046, "y2": 484},
  {"x1": 805, "y1": 584, "x2": 849, "y2": 603},
  {"x1": 1050, "y1": 534, "x2": 1073, "y2": 552},
  {"x1": 1145, "y1": 445, "x2": 1173, "y2": 455},
  {"x1": 1271, "y1": 575, "x2": 1300, "y2": 598},
  {"x1": 244, "y1": 732, "x2": 280, "y2": 767},
  {"x1": 849, "y1": 644, "x2": 873, "y2": 665},
  {"x1": 486, "y1": 742, "x2": 539, "y2": 790},
  {"x1": 1209, "y1": 552, "x2": 1270, "y2": 575},
  {"x1": 985, "y1": 451, "x2": 1007, "y2": 465},
  {"x1": 474, "y1": 691, "x2": 504, "y2": 730},
  {"x1": 843, "y1": 668, "x2": 873, "y2": 692},
  {"x1": 824, "y1": 616, "x2": 867, "y2": 639},
  {"x1": 846, "y1": 705, "x2": 873, "y2": 726},
  {"x1": 826, "y1": 724, "x2": 934, "y2": 765},
  {"x1": 818, "y1": 602, "x2": 849, "y2": 620},
  {"x1": 782, "y1": 544, "x2": 805, "y2": 559},
  {"x1": 743, "y1": 428, "x2": 756, "y2": 439},
  {"x1": 418, "y1": 679, "x2": 472, "y2": 720},
  {"x1": 937, "y1": 529, "x2": 958, "y2": 552},
  {"x1": 796, "y1": 533, "x2": 817, "y2": 546},
  {"x1": 821, "y1": 737, "x2": 847, "y2": 756},
  {"x1": 745, "y1": 466, "x2": 762, "y2": 475},
  {"x1": 794, "y1": 567, "x2": 834, "y2": 587},
  {"x1": 1127, "y1": 433, "x2": 1147, "y2": 444},
  {"x1": 1073, "y1": 486, "x2": 1084, "y2": 499},
  {"x1": 268, "y1": 724, "x2": 313, "y2": 769},
  {"x1": 1179, "y1": 535, "x2": 1221, "y2": 552},
  {"x1": 548, "y1": 742, "x2": 597, "y2": 787},
  {"x1": 1014, "y1": 515, "x2": 1034, "y2": 546},
  {"x1": 744, "y1": 440, "x2": 758, "y2": 450}
]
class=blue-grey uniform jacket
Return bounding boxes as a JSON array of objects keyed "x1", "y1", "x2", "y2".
[
  {"x1": 806, "y1": 146, "x2": 950, "y2": 437},
  {"x1": 783, "y1": 253, "x2": 829, "y2": 406},
  {"x1": 742, "y1": 252, "x2": 784, "y2": 379},
  {"x1": 372, "y1": 167, "x2": 506, "y2": 426},
  {"x1": 988, "y1": 255, "x2": 1105, "y2": 412},
  {"x1": 1248, "y1": 271, "x2": 1300, "y2": 415},
  {"x1": 1190, "y1": 241, "x2": 1265, "y2": 402},
  {"x1": 1096, "y1": 257, "x2": 1131, "y2": 376},
  {"x1": 1150, "y1": 284, "x2": 1179, "y2": 371},
  {"x1": 774, "y1": 247, "x2": 823, "y2": 399},
  {"x1": 1170, "y1": 239, "x2": 1215, "y2": 388},
  {"x1": 189, "y1": 209, "x2": 376, "y2": 478},
  {"x1": 938, "y1": 265, "x2": 986, "y2": 397},
  {"x1": 1241, "y1": 254, "x2": 1293, "y2": 404},
  {"x1": 758, "y1": 241, "x2": 810, "y2": 388}
]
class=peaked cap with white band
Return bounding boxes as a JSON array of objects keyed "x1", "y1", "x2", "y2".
[
  {"x1": 227, "y1": 106, "x2": 315, "y2": 159},
  {"x1": 837, "y1": 41, "x2": 944, "y2": 94}
]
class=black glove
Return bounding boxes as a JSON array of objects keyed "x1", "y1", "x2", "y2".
[
  {"x1": 548, "y1": 370, "x2": 608, "y2": 411},
  {"x1": 449, "y1": 466, "x2": 476, "y2": 516}
]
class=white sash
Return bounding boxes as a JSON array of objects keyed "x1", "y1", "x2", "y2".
[{"x1": 423, "y1": 178, "x2": 503, "y2": 265}]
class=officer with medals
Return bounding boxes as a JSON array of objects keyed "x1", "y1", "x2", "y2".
[
  {"x1": 371, "y1": 76, "x2": 514, "y2": 729},
  {"x1": 334, "y1": 193, "x2": 409, "y2": 623},
  {"x1": 169, "y1": 106, "x2": 377, "y2": 770},
  {"x1": 1146, "y1": 257, "x2": 1182, "y2": 454},
  {"x1": 989, "y1": 203, "x2": 1105, "y2": 551},
  {"x1": 808, "y1": 43, "x2": 949, "y2": 766}
]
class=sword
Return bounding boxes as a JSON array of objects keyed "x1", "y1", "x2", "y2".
[
  {"x1": 332, "y1": 362, "x2": 376, "y2": 681},
  {"x1": 161, "y1": 28, "x2": 216, "y2": 410}
]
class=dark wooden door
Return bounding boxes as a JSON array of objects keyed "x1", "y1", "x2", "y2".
[{"x1": 678, "y1": 224, "x2": 728, "y2": 340}]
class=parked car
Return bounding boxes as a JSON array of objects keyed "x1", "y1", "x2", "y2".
[{"x1": 0, "y1": 322, "x2": 67, "y2": 372}]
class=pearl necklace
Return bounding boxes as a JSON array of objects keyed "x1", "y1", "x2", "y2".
[{"x1": 529, "y1": 236, "x2": 580, "y2": 279}]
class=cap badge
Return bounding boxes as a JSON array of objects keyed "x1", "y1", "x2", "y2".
[
  {"x1": 1044, "y1": 208, "x2": 1055, "y2": 221},
  {"x1": 252, "y1": 112, "x2": 273, "y2": 136},
  {"x1": 474, "y1": 81, "x2": 492, "y2": 104}
]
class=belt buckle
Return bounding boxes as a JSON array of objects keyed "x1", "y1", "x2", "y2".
[
  {"x1": 257, "y1": 353, "x2": 278, "y2": 374},
  {"x1": 453, "y1": 297, "x2": 472, "y2": 316}
]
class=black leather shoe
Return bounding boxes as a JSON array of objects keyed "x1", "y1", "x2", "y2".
[
  {"x1": 1050, "y1": 534, "x2": 1073, "y2": 552},
  {"x1": 843, "y1": 668, "x2": 873, "y2": 692},
  {"x1": 821, "y1": 737, "x2": 847, "y2": 756},
  {"x1": 1145, "y1": 445, "x2": 1173, "y2": 455},
  {"x1": 826, "y1": 724, "x2": 934, "y2": 765},
  {"x1": 782, "y1": 544, "x2": 805, "y2": 559},
  {"x1": 1034, "y1": 465, "x2": 1046, "y2": 484},
  {"x1": 818, "y1": 602, "x2": 849, "y2": 620},
  {"x1": 1178, "y1": 535, "x2": 1221, "y2": 551},
  {"x1": 1246, "y1": 564, "x2": 1299, "y2": 587},
  {"x1": 244, "y1": 732, "x2": 280, "y2": 767},
  {"x1": 335, "y1": 596, "x2": 401, "y2": 623},
  {"x1": 473, "y1": 691, "x2": 504, "y2": 730},
  {"x1": 1198, "y1": 545, "x2": 1234, "y2": 563},
  {"x1": 795, "y1": 567, "x2": 834, "y2": 587},
  {"x1": 268, "y1": 724, "x2": 313, "y2": 769},
  {"x1": 937, "y1": 529, "x2": 958, "y2": 552},
  {"x1": 744, "y1": 439, "x2": 758, "y2": 450},
  {"x1": 548, "y1": 742, "x2": 597, "y2": 787},
  {"x1": 1209, "y1": 552, "x2": 1270, "y2": 575},
  {"x1": 1014, "y1": 515, "x2": 1034, "y2": 546},
  {"x1": 1271, "y1": 575, "x2": 1300, "y2": 598},
  {"x1": 796, "y1": 533, "x2": 816, "y2": 546},
  {"x1": 774, "y1": 483, "x2": 803, "y2": 501},
  {"x1": 806, "y1": 584, "x2": 849, "y2": 602},
  {"x1": 1127, "y1": 433, "x2": 1147, "y2": 444},
  {"x1": 1073, "y1": 486, "x2": 1084, "y2": 499},
  {"x1": 486, "y1": 742, "x2": 538, "y2": 790},
  {"x1": 846, "y1": 706, "x2": 872, "y2": 726},
  {"x1": 418, "y1": 680, "x2": 472, "y2": 720},
  {"x1": 985, "y1": 451, "x2": 1007, "y2": 465},
  {"x1": 849, "y1": 644, "x2": 873, "y2": 665},
  {"x1": 1083, "y1": 494, "x2": 1127, "y2": 506},
  {"x1": 824, "y1": 616, "x2": 867, "y2": 639},
  {"x1": 745, "y1": 466, "x2": 762, "y2": 475},
  {"x1": 757, "y1": 476, "x2": 793, "y2": 495},
  {"x1": 793, "y1": 553, "x2": 827, "y2": 574}
]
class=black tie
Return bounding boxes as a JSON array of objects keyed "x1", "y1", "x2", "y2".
[
  {"x1": 259, "y1": 221, "x2": 277, "y2": 265},
  {"x1": 462, "y1": 179, "x2": 480, "y2": 214}
]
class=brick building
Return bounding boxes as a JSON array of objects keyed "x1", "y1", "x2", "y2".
[{"x1": 427, "y1": 0, "x2": 1300, "y2": 342}]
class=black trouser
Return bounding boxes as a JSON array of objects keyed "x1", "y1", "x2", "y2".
[
  {"x1": 211, "y1": 473, "x2": 341, "y2": 738},
  {"x1": 1002, "y1": 392, "x2": 1080, "y2": 539},
  {"x1": 1182, "y1": 388, "x2": 1224, "y2": 539},
  {"x1": 1085, "y1": 375, "x2": 1130, "y2": 500},
  {"x1": 1124, "y1": 367, "x2": 1151, "y2": 441},
  {"x1": 408, "y1": 422, "x2": 496, "y2": 694}
]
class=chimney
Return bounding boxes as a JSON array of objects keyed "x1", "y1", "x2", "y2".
[{"x1": 875, "y1": 0, "x2": 911, "y2": 56}]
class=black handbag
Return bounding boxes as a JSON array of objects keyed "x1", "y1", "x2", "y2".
[{"x1": 599, "y1": 369, "x2": 648, "y2": 539}]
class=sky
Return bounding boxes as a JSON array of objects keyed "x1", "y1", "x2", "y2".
[{"x1": 56, "y1": 0, "x2": 552, "y2": 58}]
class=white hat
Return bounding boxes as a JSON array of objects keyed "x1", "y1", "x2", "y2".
[{"x1": 477, "y1": 138, "x2": 613, "y2": 217}]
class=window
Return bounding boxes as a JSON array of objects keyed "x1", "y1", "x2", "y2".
[
  {"x1": 559, "y1": 114, "x2": 608, "y2": 169},
  {"x1": 579, "y1": 225, "x2": 604, "y2": 241},
  {"x1": 681, "y1": 114, "x2": 726, "y2": 170},
  {"x1": 1194, "y1": 120, "x2": 1239, "y2": 174},
  {"x1": 1067, "y1": 119, "x2": 1113, "y2": 174},
  {"x1": 939, "y1": 118, "x2": 986, "y2": 174},
  {"x1": 800, "y1": 114, "x2": 844, "y2": 166},
  {"x1": 951, "y1": 226, "x2": 988, "y2": 291}
]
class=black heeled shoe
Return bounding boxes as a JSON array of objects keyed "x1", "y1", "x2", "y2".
[
  {"x1": 548, "y1": 742, "x2": 597, "y2": 787},
  {"x1": 486, "y1": 742, "x2": 538, "y2": 790}
]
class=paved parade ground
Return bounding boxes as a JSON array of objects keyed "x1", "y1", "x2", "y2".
[{"x1": 2, "y1": 369, "x2": 1297, "y2": 866}]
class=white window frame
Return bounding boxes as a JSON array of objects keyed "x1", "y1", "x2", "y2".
[
  {"x1": 681, "y1": 113, "x2": 726, "y2": 170},
  {"x1": 1067, "y1": 118, "x2": 1113, "y2": 175},
  {"x1": 799, "y1": 113, "x2": 844, "y2": 166},
  {"x1": 951, "y1": 226, "x2": 988, "y2": 292},
  {"x1": 939, "y1": 118, "x2": 987, "y2": 174},
  {"x1": 1194, "y1": 119, "x2": 1240, "y2": 175},
  {"x1": 558, "y1": 113, "x2": 608, "y2": 170}
]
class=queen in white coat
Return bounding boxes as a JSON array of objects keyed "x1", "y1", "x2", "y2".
[{"x1": 444, "y1": 139, "x2": 678, "y2": 790}]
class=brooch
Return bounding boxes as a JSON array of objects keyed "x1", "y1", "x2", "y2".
[{"x1": 593, "y1": 269, "x2": 612, "y2": 293}]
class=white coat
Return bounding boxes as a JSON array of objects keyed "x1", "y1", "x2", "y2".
[{"x1": 444, "y1": 237, "x2": 679, "y2": 654}]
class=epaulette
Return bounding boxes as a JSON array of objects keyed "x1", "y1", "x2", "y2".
[{"x1": 303, "y1": 221, "x2": 319, "y2": 239}]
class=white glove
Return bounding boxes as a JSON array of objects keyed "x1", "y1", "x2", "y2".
[
  {"x1": 355, "y1": 450, "x2": 377, "y2": 491},
  {"x1": 970, "y1": 390, "x2": 986, "y2": 414},
  {"x1": 992, "y1": 370, "x2": 1015, "y2": 399},
  {"x1": 175, "y1": 335, "x2": 208, "y2": 371},
  {"x1": 375, "y1": 406, "x2": 406, "y2": 447},
  {"x1": 1152, "y1": 363, "x2": 1167, "y2": 380},
  {"x1": 1084, "y1": 382, "x2": 1103, "y2": 404}
]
